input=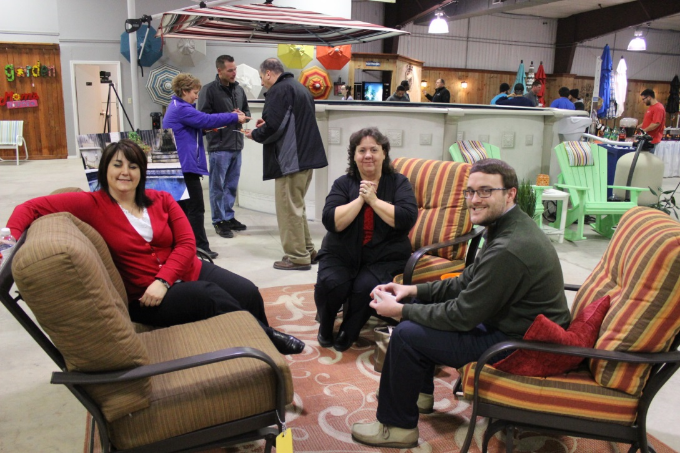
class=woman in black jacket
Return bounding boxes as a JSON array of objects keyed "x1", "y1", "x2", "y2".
[{"x1": 315, "y1": 128, "x2": 418, "y2": 351}]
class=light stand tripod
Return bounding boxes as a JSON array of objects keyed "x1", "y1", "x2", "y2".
[{"x1": 101, "y1": 72, "x2": 135, "y2": 134}]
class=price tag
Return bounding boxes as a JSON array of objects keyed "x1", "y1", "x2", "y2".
[{"x1": 276, "y1": 428, "x2": 293, "y2": 453}]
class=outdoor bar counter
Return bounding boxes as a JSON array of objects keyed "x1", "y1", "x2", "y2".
[{"x1": 238, "y1": 101, "x2": 588, "y2": 219}]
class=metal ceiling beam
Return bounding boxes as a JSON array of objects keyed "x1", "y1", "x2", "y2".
[
  {"x1": 555, "y1": 0, "x2": 680, "y2": 73},
  {"x1": 406, "y1": 0, "x2": 563, "y2": 27}
]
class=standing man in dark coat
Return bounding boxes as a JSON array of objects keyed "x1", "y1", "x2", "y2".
[
  {"x1": 245, "y1": 58, "x2": 328, "y2": 270},
  {"x1": 423, "y1": 79, "x2": 451, "y2": 103},
  {"x1": 198, "y1": 55, "x2": 251, "y2": 239}
]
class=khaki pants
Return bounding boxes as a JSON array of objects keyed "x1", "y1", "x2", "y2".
[{"x1": 275, "y1": 169, "x2": 315, "y2": 265}]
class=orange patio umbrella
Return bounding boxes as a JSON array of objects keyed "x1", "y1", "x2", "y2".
[
  {"x1": 299, "y1": 66, "x2": 331, "y2": 100},
  {"x1": 316, "y1": 45, "x2": 352, "y2": 70}
]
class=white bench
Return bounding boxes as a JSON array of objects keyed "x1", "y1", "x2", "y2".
[{"x1": 0, "y1": 120, "x2": 29, "y2": 165}]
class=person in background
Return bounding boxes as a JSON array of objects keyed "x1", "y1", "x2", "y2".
[
  {"x1": 163, "y1": 73, "x2": 248, "y2": 259},
  {"x1": 198, "y1": 55, "x2": 251, "y2": 240},
  {"x1": 315, "y1": 128, "x2": 417, "y2": 352},
  {"x1": 386, "y1": 85, "x2": 410, "y2": 102},
  {"x1": 350, "y1": 159, "x2": 570, "y2": 448},
  {"x1": 245, "y1": 58, "x2": 328, "y2": 270},
  {"x1": 423, "y1": 79, "x2": 451, "y2": 103},
  {"x1": 569, "y1": 89, "x2": 585, "y2": 110},
  {"x1": 400, "y1": 80, "x2": 411, "y2": 101},
  {"x1": 550, "y1": 87, "x2": 576, "y2": 110},
  {"x1": 524, "y1": 80, "x2": 542, "y2": 107},
  {"x1": 7, "y1": 140, "x2": 306, "y2": 355},
  {"x1": 639, "y1": 88, "x2": 666, "y2": 152},
  {"x1": 341, "y1": 84, "x2": 354, "y2": 100},
  {"x1": 496, "y1": 83, "x2": 534, "y2": 107},
  {"x1": 490, "y1": 83, "x2": 511, "y2": 105}
]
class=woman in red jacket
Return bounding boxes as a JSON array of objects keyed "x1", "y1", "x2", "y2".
[{"x1": 8, "y1": 139, "x2": 304, "y2": 355}]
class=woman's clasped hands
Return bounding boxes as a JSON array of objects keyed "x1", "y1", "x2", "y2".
[{"x1": 359, "y1": 180, "x2": 378, "y2": 204}]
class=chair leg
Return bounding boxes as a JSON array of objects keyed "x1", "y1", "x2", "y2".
[
  {"x1": 505, "y1": 425, "x2": 514, "y2": 453},
  {"x1": 264, "y1": 433, "x2": 276, "y2": 453},
  {"x1": 460, "y1": 413, "x2": 478, "y2": 453}
]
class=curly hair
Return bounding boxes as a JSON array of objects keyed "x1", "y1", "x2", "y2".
[
  {"x1": 97, "y1": 139, "x2": 153, "y2": 208},
  {"x1": 346, "y1": 127, "x2": 393, "y2": 179},
  {"x1": 171, "y1": 73, "x2": 201, "y2": 97}
]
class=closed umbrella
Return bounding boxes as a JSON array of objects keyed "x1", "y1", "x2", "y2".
[
  {"x1": 298, "y1": 66, "x2": 331, "y2": 100},
  {"x1": 596, "y1": 45, "x2": 612, "y2": 118},
  {"x1": 165, "y1": 38, "x2": 206, "y2": 67},
  {"x1": 277, "y1": 44, "x2": 314, "y2": 69},
  {"x1": 146, "y1": 64, "x2": 180, "y2": 106},
  {"x1": 614, "y1": 57, "x2": 628, "y2": 117},
  {"x1": 121, "y1": 24, "x2": 163, "y2": 68},
  {"x1": 236, "y1": 63, "x2": 263, "y2": 99},
  {"x1": 514, "y1": 60, "x2": 526, "y2": 94},
  {"x1": 536, "y1": 61, "x2": 547, "y2": 107},
  {"x1": 317, "y1": 45, "x2": 352, "y2": 70},
  {"x1": 666, "y1": 75, "x2": 679, "y2": 127}
]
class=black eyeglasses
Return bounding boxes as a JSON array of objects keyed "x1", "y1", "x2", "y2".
[{"x1": 463, "y1": 188, "x2": 507, "y2": 199}]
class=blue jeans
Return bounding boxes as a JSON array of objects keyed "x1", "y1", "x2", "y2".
[
  {"x1": 376, "y1": 320, "x2": 510, "y2": 429},
  {"x1": 209, "y1": 150, "x2": 242, "y2": 224}
]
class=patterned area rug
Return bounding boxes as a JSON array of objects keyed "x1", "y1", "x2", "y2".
[{"x1": 85, "y1": 283, "x2": 676, "y2": 453}]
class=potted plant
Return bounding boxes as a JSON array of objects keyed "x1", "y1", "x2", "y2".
[
  {"x1": 649, "y1": 182, "x2": 680, "y2": 219},
  {"x1": 516, "y1": 179, "x2": 537, "y2": 219}
]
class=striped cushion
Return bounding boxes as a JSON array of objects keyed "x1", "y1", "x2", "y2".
[
  {"x1": 109, "y1": 312, "x2": 294, "y2": 450},
  {"x1": 0, "y1": 120, "x2": 23, "y2": 145},
  {"x1": 457, "y1": 141, "x2": 489, "y2": 163},
  {"x1": 392, "y1": 254, "x2": 465, "y2": 284},
  {"x1": 12, "y1": 214, "x2": 150, "y2": 422},
  {"x1": 392, "y1": 158, "x2": 472, "y2": 262},
  {"x1": 564, "y1": 141, "x2": 594, "y2": 166},
  {"x1": 572, "y1": 207, "x2": 680, "y2": 396},
  {"x1": 460, "y1": 363, "x2": 639, "y2": 425}
]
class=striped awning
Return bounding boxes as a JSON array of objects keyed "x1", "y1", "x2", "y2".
[{"x1": 156, "y1": 3, "x2": 408, "y2": 46}]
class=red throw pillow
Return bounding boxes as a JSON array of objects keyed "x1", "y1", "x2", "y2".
[{"x1": 493, "y1": 295, "x2": 611, "y2": 377}]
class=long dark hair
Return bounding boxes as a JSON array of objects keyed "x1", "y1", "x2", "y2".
[
  {"x1": 97, "y1": 139, "x2": 153, "y2": 208},
  {"x1": 346, "y1": 127, "x2": 394, "y2": 179}
]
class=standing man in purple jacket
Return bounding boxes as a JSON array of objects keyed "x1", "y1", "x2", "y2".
[{"x1": 163, "y1": 73, "x2": 248, "y2": 259}]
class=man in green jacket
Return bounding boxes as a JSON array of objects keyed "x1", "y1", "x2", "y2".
[{"x1": 351, "y1": 159, "x2": 570, "y2": 449}]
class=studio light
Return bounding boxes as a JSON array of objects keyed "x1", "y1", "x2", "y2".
[
  {"x1": 429, "y1": 11, "x2": 449, "y2": 34},
  {"x1": 627, "y1": 28, "x2": 646, "y2": 51},
  {"x1": 125, "y1": 15, "x2": 152, "y2": 34}
]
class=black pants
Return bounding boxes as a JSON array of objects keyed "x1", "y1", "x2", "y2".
[
  {"x1": 314, "y1": 264, "x2": 381, "y2": 342},
  {"x1": 178, "y1": 172, "x2": 210, "y2": 251},
  {"x1": 128, "y1": 261, "x2": 270, "y2": 333},
  {"x1": 376, "y1": 321, "x2": 510, "y2": 429}
]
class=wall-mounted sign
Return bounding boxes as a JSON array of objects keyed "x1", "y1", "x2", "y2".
[
  {"x1": 5, "y1": 61, "x2": 57, "y2": 82},
  {"x1": 1, "y1": 91, "x2": 40, "y2": 109},
  {"x1": 365, "y1": 61, "x2": 381, "y2": 67}
]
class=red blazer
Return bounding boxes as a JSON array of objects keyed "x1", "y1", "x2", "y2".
[{"x1": 8, "y1": 189, "x2": 201, "y2": 301}]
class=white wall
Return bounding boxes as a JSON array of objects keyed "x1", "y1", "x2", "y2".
[{"x1": 0, "y1": 0, "x2": 60, "y2": 43}]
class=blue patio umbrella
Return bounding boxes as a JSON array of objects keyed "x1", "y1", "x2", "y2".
[
  {"x1": 514, "y1": 60, "x2": 526, "y2": 94},
  {"x1": 597, "y1": 44, "x2": 612, "y2": 118},
  {"x1": 120, "y1": 24, "x2": 163, "y2": 68}
]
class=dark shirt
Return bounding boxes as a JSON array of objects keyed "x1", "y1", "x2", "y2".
[{"x1": 496, "y1": 96, "x2": 534, "y2": 107}]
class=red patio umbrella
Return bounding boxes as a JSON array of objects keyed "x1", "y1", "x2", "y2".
[
  {"x1": 317, "y1": 45, "x2": 351, "y2": 70},
  {"x1": 299, "y1": 66, "x2": 331, "y2": 100},
  {"x1": 536, "y1": 61, "x2": 547, "y2": 107}
]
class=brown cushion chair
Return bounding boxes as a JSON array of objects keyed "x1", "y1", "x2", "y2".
[
  {"x1": 457, "y1": 207, "x2": 680, "y2": 453},
  {"x1": 0, "y1": 213, "x2": 293, "y2": 452}
]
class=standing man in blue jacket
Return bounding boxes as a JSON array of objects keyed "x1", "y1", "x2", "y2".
[
  {"x1": 198, "y1": 55, "x2": 251, "y2": 239},
  {"x1": 163, "y1": 73, "x2": 247, "y2": 258},
  {"x1": 245, "y1": 58, "x2": 328, "y2": 270}
]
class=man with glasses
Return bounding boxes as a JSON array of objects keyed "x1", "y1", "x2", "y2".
[
  {"x1": 639, "y1": 89, "x2": 666, "y2": 152},
  {"x1": 351, "y1": 159, "x2": 570, "y2": 449}
]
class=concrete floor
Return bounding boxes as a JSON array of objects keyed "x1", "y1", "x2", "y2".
[{"x1": 0, "y1": 158, "x2": 678, "y2": 452}]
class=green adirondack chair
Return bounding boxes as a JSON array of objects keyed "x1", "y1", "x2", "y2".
[
  {"x1": 551, "y1": 141, "x2": 648, "y2": 241},
  {"x1": 449, "y1": 140, "x2": 549, "y2": 227}
]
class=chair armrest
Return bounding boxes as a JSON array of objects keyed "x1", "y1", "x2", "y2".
[
  {"x1": 564, "y1": 283, "x2": 581, "y2": 292},
  {"x1": 608, "y1": 185, "x2": 649, "y2": 192},
  {"x1": 402, "y1": 227, "x2": 485, "y2": 285},
  {"x1": 51, "y1": 346, "x2": 280, "y2": 384},
  {"x1": 555, "y1": 183, "x2": 589, "y2": 191}
]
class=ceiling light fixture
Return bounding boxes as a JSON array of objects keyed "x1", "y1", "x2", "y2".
[
  {"x1": 429, "y1": 11, "x2": 449, "y2": 34},
  {"x1": 461, "y1": 81, "x2": 468, "y2": 89},
  {"x1": 627, "y1": 28, "x2": 646, "y2": 51},
  {"x1": 421, "y1": 80, "x2": 428, "y2": 88}
]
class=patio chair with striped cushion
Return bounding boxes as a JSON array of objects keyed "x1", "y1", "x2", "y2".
[
  {"x1": 458, "y1": 207, "x2": 680, "y2": 453},
  {"x1": 0, "y1": 120, "x2": 29, "y2": 165}
]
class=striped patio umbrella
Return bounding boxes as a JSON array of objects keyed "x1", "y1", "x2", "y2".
[
  {"x1": 156, "y1": 3, "x2": 408, "y2": 46},
  {"x1": 146, "y1": 64, "x2": 180, "y2": 106},
  {"x1": 299, "y1": 66, "x2": 331, "y2": 100}
]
